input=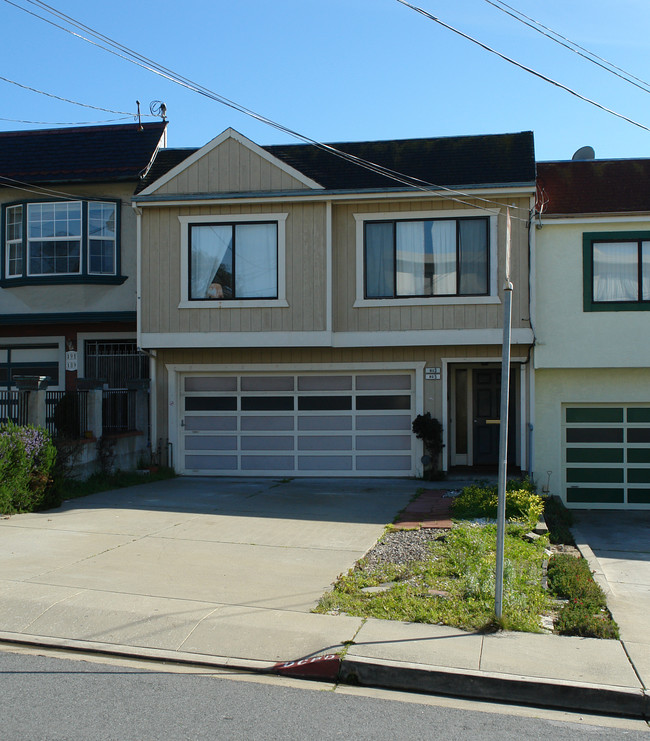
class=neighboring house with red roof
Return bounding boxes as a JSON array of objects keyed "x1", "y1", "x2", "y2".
[
  {"x1": 533, "y1": 158, "x2": 650, "y2": 508},
  {"x1": 134, "y1": 127, "x2": 537, "y2": 478},
  {"x1": 0, "y1": 122, "x2": 167, "y2": 441}
]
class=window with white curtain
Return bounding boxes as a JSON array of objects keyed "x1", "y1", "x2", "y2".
[
  {"x1": 364, "y1": 217, "x2": 488, "y2": 298},
  {"x1": 189, "y1": 222, "x2": 278, "y2": 300},
  {"x1": 591, "y1": 238, "x2": 650, "y2": 304}
]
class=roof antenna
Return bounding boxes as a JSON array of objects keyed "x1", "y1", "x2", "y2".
[
  {"x1": 150, "y1": 101, "x2": 167, "y2": 121},
  {"x1": 136, "y1": 100, "x2": 143, "y2": 130}
]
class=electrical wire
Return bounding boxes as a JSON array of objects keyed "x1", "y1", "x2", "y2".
[
  {"x1": 484, "y1": 0, "x2": 650, "y2": 95},
  {"x1": 0, "y1": 73, "x2": 147, "y2": 116},
  {"x1": 0, "y1": 116, "x2": 135, "y2": 125},
  {"x1": 394, "y1": 0, "x2": 650, "y2": 134},
  {"x1": 1, "y1": 0, "x2": 531, "y2": 220},
  {"x1": 0, "y1": 175, "x2": 134, "y2": 207}
]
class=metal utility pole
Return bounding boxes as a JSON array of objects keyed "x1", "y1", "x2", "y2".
[{"x1": 495, "y1": 207, "x2": 513, "y2": 620}]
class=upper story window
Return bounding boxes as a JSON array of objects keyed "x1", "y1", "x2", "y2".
[
  {"x1": 190, "y1": 222, "x2": 277, "y2": 300},
  {"x1": 354, "y1": 209, "x2": 498, "y2": 307},
  {"x1": 583, "y1": 232, "x2": 650, "y2": 312},
  {"x1": 178, "y1": 213, "x2": 288, "y2": 308},
  {"x1": 2, "y1": 200, "x2": 123, "y2": 286},
  {"x1": 364, "y1": 216, "x2": 489, "y2": 298}
]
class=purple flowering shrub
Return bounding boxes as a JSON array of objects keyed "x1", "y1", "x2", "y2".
[{"x1": 0, "y1": 421, "x2": 57, "y2": 513}]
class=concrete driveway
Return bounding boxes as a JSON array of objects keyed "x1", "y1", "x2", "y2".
[
  {"x1": 572, "y1": 509, "x2": 650, "y2": 685},
  {"x1": 0, "y1": 476, "x2": 419, "y2": 662}
]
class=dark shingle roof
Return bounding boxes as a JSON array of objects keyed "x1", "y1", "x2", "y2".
[
  {"x1": 537, "y1": 159, "x2": 650, "y2": 215},
  {"x1": 0, "y1": 122, "x2": 167, "y2": 185},
  {"x1": 264, "y1": 131, "x2": 536, "y2": 190},
  {"x1": 141, "y1": 130, "x2": 536, "y2": 196},
  {"x1": 136, "y1": 147, "x2": 196, "y2": 193}
]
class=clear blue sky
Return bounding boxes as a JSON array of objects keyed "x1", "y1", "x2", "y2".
[{"x1": 2, "y1": 0, "x2": 650, "y2": 161}]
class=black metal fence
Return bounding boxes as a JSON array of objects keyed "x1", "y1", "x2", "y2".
[
  {"x1": 0, "y1": 390, "x2": 27, "y2": 425},
  {"x1": 102, "y1": 389, "x2": 137, "y2": 435},
  {"x1": 45, "y1": 391, "x2": 88, "y2": 439}
]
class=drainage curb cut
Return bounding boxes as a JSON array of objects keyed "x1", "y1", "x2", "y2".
[{"x1": 339, "y1": 656, "x2": 650, "y2": 720}]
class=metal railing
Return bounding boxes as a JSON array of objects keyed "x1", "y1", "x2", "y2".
[
  {"x1": 0, "y1": 390, "x2": 26, "y2": 425},
  {"x1": 45, "y1": 391, "x2": 88, "y2": 439},
  {"x1": 102, "y1": 389, "x2": 136, "y2": 435}
]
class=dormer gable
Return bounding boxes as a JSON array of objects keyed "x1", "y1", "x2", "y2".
[{"x1": 139, "y1": 128, "x2": 324, "y2": 197}]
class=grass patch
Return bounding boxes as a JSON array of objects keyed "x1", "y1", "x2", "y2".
[
  {"x1": 60, "y1": 467, "x2": 176, "y2": 502},
  {"x1": 315, "y1": 523, "x2": 550, "y2": 633},
  {"x1": 547, "y1": 554, "x2": 619, "y2": 639}
]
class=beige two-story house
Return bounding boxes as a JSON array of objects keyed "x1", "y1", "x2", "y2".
[{"x1": 134, "y1": 128, "x2": 536, "y2": 477}]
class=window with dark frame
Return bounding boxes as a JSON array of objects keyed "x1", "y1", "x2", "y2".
[
  {"x1": 189, "y1": 221, "x2": 278, "y2": 300},
  {"x1": 364, "y1": 216, "x2": 489, "y2": 299},
  {"x1": 592, "y1": 239, "x2": 650, "y2": 303},
  {"x1": 2, "y1": 200, "x2": 119, "y2": 282},
  {"x1": 583, "y1": 232, "x2": 650, "y2": 311}
]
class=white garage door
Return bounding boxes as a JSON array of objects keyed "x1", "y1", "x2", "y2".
[
  {"x1": 180, "y1": 372, "x2": 416, "y2": 476},
  {"x1": 564, "y1": 405, "x2": 650, "y2": 506}
]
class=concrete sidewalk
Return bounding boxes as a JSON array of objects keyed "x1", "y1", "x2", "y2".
[{"x1": 0, "y1": 477, "x2": 647, "y2": 719}]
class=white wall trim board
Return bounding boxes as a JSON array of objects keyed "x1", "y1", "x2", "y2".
[
  {"x1": 134, "y1": 186, "x2": 533, "y2": 208},
  {"x1": 141, "y1": 328, "x2": 533, "y2": 349}
]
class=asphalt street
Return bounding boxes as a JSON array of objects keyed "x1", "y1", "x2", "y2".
[{"x1": 2, "y1": 648, "x2": 648, "y2": 741}]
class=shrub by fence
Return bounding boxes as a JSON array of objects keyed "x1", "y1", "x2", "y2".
[{"x1": 0, "y1": 421, "x2": 58, "y2": 514}]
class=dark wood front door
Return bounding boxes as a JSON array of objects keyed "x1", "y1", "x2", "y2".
[{"x1": 472, "y1": 368, "x2": 516, "y2": 466}]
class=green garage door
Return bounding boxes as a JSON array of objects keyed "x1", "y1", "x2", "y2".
[{"x1": 564, "y1": 406, "x2": 650, "y2": 505}]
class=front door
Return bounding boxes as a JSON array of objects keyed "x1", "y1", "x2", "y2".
[{"x1": 472, "y1": 368, "x2": 516, "y2": 466}]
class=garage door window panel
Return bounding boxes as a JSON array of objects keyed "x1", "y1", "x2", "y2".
[
  {"x1": 185, "y1": 397, "x2": 237, "y2": 411},
  {"x1": 241, "y1": 397, "x2": 294, "y2": 411}
]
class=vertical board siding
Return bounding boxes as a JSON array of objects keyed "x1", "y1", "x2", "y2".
[
  {"x1": 332, "y1": 195, "x2": 531, "y2": 334},
  {"x1": 140, "y1": 201, "x2": 328, "y2": 335},
  {"x1": 153, "y1": 137, "x2": 311, "y2": 195}
]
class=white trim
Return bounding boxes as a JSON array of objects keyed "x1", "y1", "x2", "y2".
[
  {"x1": 353, "y1": 208, "x2": 500, "y2": 307},
  {"x1": 76, "y1": 332, "x2": 137, "y2": 378},
  {"x1": 133, "y1": 185, "x2": 534, "y2": 208},
  {"x1": 141, "y1": 328, "x2": 533, "y2": 349},
  {"x1": 141, "y1": 331, "x2": 332, "y2": 348},
  {"x1": 166, "y1": 361, "x2": 426, "y2": 478},
  {"x1": 540, "y1": 215, "x2": 650, "y2": 225},
  {"x1": 138, "y1": 128, "x2": 324, "y2": 196},
  {"x1": 0, "y1": 335, "x2": 65, "y2": 391},
  {"x1": 354, "y1": 296, "x2": 501, "y2": 308},
  {"x1": 333, "y1": 329, "x2": 534, "y2": 347},
  {"x1": 178, "y1": 212, "x2": 288, "y2": 307},
  {"x1": 134, "y1": 205, "x2": 142, "y2": 348},
  {"x1": 519, "y1": 363, "x2": 527, "y2": 472},
  {"x1": 326, "y1": 200, "x2": 333, "y2": 333}
]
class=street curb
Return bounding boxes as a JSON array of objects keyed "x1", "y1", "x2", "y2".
[
  {"x1": 572, "y1": 528, "x2": 613, "y2": 598},
  {"x1": 2, "y1": 631, "x2": 647, "y2": 719},
  {"x1": 339, "y1": 656, "x2": 650, "y2": 720}
]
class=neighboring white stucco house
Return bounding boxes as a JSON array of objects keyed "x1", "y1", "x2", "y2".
[{"x1": 534, "y1": 159, "x2": 650, "y2": 509}]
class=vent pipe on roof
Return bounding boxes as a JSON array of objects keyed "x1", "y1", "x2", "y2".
[{"x1": 572, "y1": 145, "x2": 595, "y2": 160}]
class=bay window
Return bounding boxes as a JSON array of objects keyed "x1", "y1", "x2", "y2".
[{"x1": 2, "y1": 200, "x2": 120, "y2": 284}]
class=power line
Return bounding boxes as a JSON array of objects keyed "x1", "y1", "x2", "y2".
[
  {"x1": 0, "y1": 73, "x2": 147, "y2": 116},
  {"x1": 394, "y1": 0, "x2": 650, "y2": 134},
  {"x1": 0, "y1": 115, "x2": 135, "y2": 125},
  {"x1": 2, "y1": 0, "x2": 530, "y2": 220},
  {"x1": 483, "y1": 0, "x2": 650, "y2": 96}
]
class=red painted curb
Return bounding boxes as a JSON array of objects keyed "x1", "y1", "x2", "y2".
[{"x1": 272, "y1": 654, "x2": 341, "y2": 680}]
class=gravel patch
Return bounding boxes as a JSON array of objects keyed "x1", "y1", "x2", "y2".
[{"x1": 361, "y1": 528, "x2": 446, "y2": 568}]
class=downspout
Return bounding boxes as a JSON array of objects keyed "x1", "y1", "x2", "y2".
[{"x1": 528, "y1": 198, "x2": 537, "y2": 477}]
